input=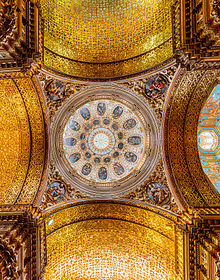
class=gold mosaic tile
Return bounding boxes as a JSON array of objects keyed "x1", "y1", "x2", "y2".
[
  {"x1": 43, "y1": 202, "x2": 184, "y2": 279},
  {"x1": 44, "y1": 219, "x2": 178, "y2": 279},
  {"x1": 0, "y1": 77, "x2": 46, "y2": 205},
  {"x1": 41, "y1": 0, "x2": 173, "y2": 78}
]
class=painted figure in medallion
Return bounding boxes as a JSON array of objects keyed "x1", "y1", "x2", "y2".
[
  {"x1": 145, "y1": 75, "x2": 168, "y2": 98},
  {"x1": 45, "y1": 79, "x2": 65, "y2": 101},
  {"x1": 47, "y1": 181, "x2": 65, "y2": 201},
  {"x1": 147, "y1": 182, "x2": 170, "y2": 205}
]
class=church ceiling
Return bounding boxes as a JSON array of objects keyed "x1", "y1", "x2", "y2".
[
  {"x1": 0, "y1": 0, "x2": 220, "y2": 278},
  {"x1": 0, "y1": 76, "x2": 47, "y2": 205},
  {"x1": 38, "y1": 64, "x2": 180, "y2": 214},
  {"x1": 164, "y1": 68, "x2": 220, "y2": 209},
  {"x1": 41, "y1": 0, "x2": 174, "y2": 79},
  {"x1": 42, "y1": 201, "x2": 184, "y2": 280}
]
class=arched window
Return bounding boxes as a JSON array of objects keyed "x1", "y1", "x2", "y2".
[{"x1": 198, "y1": 84, "x2": 220, "y2": 193}]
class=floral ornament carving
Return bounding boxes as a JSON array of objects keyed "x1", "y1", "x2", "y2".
[
  {"x1": 0, "y1": 0, "x2": 16, "y2": 41},
  {"x1": 40, "y1": 164, "x2": 86, "y2": 210},
  {"x1": 124, "y1": 160, "x2": 181, "y2": 213},
  {"x1": 121, "y1": 64, "x2": 178, "y2": 120}
]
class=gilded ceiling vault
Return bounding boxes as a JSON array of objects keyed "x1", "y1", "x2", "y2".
[
  {"x1": 0, "y1": 77, "x2": 47, "y2": 205},
  {"x1": 0, "y1": 0, "x2": 220, "y2": 279},
  {"x1": 41, "y1": 0, "x2": 174, "y2": 79}
]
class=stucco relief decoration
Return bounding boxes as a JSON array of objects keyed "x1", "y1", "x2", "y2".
[
  {"x1": 50, "y1": 85, "x2": 160, "y2": 197},
  {"x1": 121, "y1": 65, "x2": 177, "y2": 120}
]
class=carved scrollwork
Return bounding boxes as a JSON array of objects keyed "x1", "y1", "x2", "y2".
[
  {"x1": 124, "y1": 160, "x2": 181, "y2": 213},
  {"x1": 121, "y1": 64, "x2": 178, "y2": 120},
  {"x1": 0, "y1": 0, "x2": 16, "y2": 42}
]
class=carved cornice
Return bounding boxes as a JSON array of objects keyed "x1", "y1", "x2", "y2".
[
  {"x1": 0, "y1": 0, "x2": 43, "y2": 72},
  {"x1": 173, "y1": 0, "x2": 220, "y2": 66}
]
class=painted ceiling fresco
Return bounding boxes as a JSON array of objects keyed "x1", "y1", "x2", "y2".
[
  {"x1": 63, "y1": 99, "x2": 147, "y2": 184},
  {"x1": 198, "y1": 84, "x2": 220, "y2": 193}
]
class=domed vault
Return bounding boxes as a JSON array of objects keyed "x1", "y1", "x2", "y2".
[
  {"x1": 41, "y1": 0, "x2": 173, "y2": 79},
  {"x1": 51, "y1": 85, "x2": 160, "y2": 196}
]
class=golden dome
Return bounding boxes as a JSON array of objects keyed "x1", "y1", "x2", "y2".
[{"x1": 41, "y1": 0, "x2": 173, "y2": 79}]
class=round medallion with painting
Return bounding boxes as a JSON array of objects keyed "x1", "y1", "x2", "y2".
[{"x1": 63, "y1": 100, "x2": 147, "y2": 184}]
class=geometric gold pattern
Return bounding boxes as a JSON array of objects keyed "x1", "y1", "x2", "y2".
[
  {"x1": 0, "y1": 77, "x2": 47, "y2": 205},
  {"x1": 43, "y1": 201, "x2": 184, "y2": 280},
  {"x1": 164, "y1": 69, "x2": 220, "y2": 209},
  {"x1": 41, "y1": 0, "x2": 173, "y2": 79}
]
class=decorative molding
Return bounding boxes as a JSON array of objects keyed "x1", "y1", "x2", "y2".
[
  {"x1": 0, "y1": 0, "x2": 43, "y2": 72},
  {"x1": 0, "y1": 207, "x2": 46, "y2": 280}
]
